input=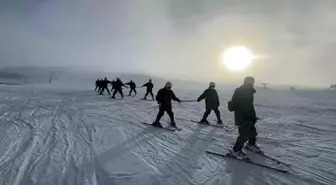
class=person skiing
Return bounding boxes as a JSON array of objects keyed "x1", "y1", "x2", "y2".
[
  {"x1": 142, "y1": 79, "x2": 154, "y2": 100},
  {"x1": 112, "y1": 78, "x2": 126, "y2": 99},
  {"x1": 125, "y1": 80, "x2": 137, "y2": 96},
  {"x1": 98, "y1": 79, "x2": 103, "y2": 92},
  {"x1": 111, "y1": 79, "x2": 116, "y2": 92},
  {"x1": 95, "y1": 78, "x2": 100, "y2": 91},
  {"x1": 99, "y1": 77, "x2": 111, "y2": 95},
  {"x1": 197, "y1": 82, "x2": 222, "y2": 124},
  {"x1": 153, "y1": 82, "x2": 181, "y2": 128},
  {"x1": 228, "y1": 76, "x2": 259, "y2": 159}
]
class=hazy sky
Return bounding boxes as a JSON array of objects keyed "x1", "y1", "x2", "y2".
[{"x1": 1, "y1": 0, "x2": 336, "y2": 86}]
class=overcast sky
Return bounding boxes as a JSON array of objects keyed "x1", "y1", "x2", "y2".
[{"x1": 1, "y1": 0, "x2": 336, "y2": 86}]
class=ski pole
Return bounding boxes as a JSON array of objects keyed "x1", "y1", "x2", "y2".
[
  {"x1": 180, "y1": 100, "x2": 197, "y2": 102},
  {"x1": 224, "y1": 126, "x2": 237, "y2": 133},
  {"x1": 224, "y1": 119, "x2": 260, "y2": 133},
  {"x1": 146, "y1": 105, "x2": 159, "y2": 114},
  {"x1": 139, "y1": 105, "x2": 158, "y2": 112}
]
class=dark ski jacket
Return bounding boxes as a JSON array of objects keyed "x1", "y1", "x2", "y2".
[
  {"x1": 114, "y1": 79, "x2": 126, "y2": 90},
  {"x1": 229, "y1": 84, "x2": 257, "y2": 126},
  {"x1": 126, "y1": 81, "x2": 136, "y2": 89},
  {"x1": 142, "y1": 82, "x2": 154, "y2": 91},
  {"x1": 111, "y1": 81, "x2": 116, "y2": 89},
  {"x1": 156, "y1": 88, "x2": 181, "y2": 110},
  {"x1": 101, "y1": 79, "x2": 111, "y2": 88},
  {"x1": 197, "y1": 88, "x2": 220, "y2": 109}
]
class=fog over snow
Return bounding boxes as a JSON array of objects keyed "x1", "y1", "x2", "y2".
[{"x1": 1, "y1": 0, "x2": 336, "y2": 86}]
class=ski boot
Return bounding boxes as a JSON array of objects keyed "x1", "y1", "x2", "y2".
[
  {"x1": 229, "y1": 150, "x2": 249, "y2": 160},
  {"x1": 217, "y1": 119, "x2": 223, "y2": 125},
  {"x1": 143, "y1": 97, "x2": 147, "y2": 100},
  {"x1": 111, "y1": 96, "x2": 116, "y2": 99},
  {"x1": 199, "y1": 119, "x2": 210, "y2": 125},
  {"x1": 170, "y1": 121, "x2": 177, "y2": 128},
  {"x1": 153, "y1": 121, "x2": 163, "y2": 128},
  {"x1": 245, "y1": 144, "x2": 262, "y2": 154}
]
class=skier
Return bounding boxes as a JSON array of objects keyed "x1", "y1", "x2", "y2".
[
  {"x1": 197, "y1": 82, "x2": 222, "y2": 124},
  {"x1": 112, "y1": 78, "x2": 126, "y2": 99},
  {"x1": 99, "y1": 77, "x2": 111, "y2": 95},
  {"x1": 228, "y1": 76, "x2": 259, "y2": 159},
  {"x1": 125, "y1": 80, "x2": 137, "y2": 96},
  {"x1": 96, "y1": 79, "x2": 103, "y2": 92},
  {"x1": 153, "y1": 82, "x2": 181, "y2": 128},
  {"x1": 111, "y1": 79, "x2": 116, "y2": 92},
  {"x1": 95, "y1": 78, "x2": 100, "y2": 91},
  {"x1": 142, "y1": 79, "x2": 154, "y2": 100}
]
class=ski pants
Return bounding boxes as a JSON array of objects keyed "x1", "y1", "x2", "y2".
[
  {"x1": 129, "y1": 88, "x2": 137, "y2": 95},
  {"x1": 112, "y1": 88, "x2": 123, "y2": 99},
  {"x1": 233, "y1": 122, "x2": 257, "y2": 152},
  {"x1": 144, "y1": 90, "x2": 154, "y2": 99},
  {"x1": 155, "y1": 107, "x2": 175, "y2": 123},
  {"x1": 95, "y1": 85, "x2": 99, "y2": 91},
  {"x1": 100, "y1": 87, "x2": 110, "y2": 95},
  {"x1": 202, "y1": 107, "x2": 221, "y2": 121}
]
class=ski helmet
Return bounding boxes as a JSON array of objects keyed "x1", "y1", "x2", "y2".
[
  {"x1": 244, "y1": 76, "x2": 255, "y2": 85},
  {"x1": 209, "y1": 82, "x2": 216, "y2": 88},
  {"x1": 165, "y1": 81, "x2": 172, "y2": 89},
  {"x1": 149, "y1": 79, "x2": 152, "y2": 82}
]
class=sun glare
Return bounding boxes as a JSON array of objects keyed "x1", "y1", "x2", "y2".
[{"x1": 221, "y1": 46, "x2": 255, "y2": 71}]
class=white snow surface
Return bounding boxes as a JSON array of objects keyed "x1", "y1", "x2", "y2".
[{"x1": 0, "y1": 80, "x2": 335, "y2": 185}]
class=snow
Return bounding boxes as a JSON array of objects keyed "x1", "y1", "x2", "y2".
[{"x1": 0, "y1": 79, "x2": 335, "y2": 185}]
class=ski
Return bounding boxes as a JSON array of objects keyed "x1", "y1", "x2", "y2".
[
  {"x1": 206, "y1": 150, "x2": 289, "y2": 173},
  {"x1": 165, "y1": 122, "x2": 182, "y2": 131},
  {"x1": 245, "y1": 147, "x2": 291, "y2": 166},
  {"x1": 171, "y1": 125, "x2": 182, "y2": 131},
  {"x1": 141, "y1": 122, "x2": 176, "y2": 131},
  {"x1": 170, "y1": 126, "x2": 182, "y2": 131},
  {"x1": 191, "y1": 120, "x2": 224, "y2": 128}
]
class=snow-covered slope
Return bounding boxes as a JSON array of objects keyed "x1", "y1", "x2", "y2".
[
  {"x1": 0, "y1": 76, "x2": 335, "y2": 185},
  {"x1": 0, "y1": 67, "x2": 64, "y2": 85}
]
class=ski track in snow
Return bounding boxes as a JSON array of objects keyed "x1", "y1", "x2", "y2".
[{"x1": 0, "y1": 85, "x2": 335, "y2": 185}]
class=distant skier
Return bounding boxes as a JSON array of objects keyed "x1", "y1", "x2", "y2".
[
  {"x1": 112, "y1": 78, "x2": 126, "y2": 99},
  {"x1": 228, "y1": 76, "x2": 259, "y2": 159},
  {"x1": 197, "y1": 82, "x2": 222, "y2": 124},
  {"x1": 142, "y1": 79, "x2": 154, "y2": 100},
  {"x1": 153, "y1": 82, "x2": 181, "y2": 128},
  {"x1": 96, "y1": 79, "x2": 103, "y2": 92},
  {"x1": 100, "y1": 77, "x2": 111, "y2": 95},
  {"x1": 125, "y1": 80, "x2": 137, "y2": 96},
  {"x1": 111, "y1": 79, "x2": 116, "y2": 92},
  {"x1": 95, "y1": 78, "x2": 100, "y2": 91}
]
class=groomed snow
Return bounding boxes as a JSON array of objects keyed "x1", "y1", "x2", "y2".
[{"x1": 0, "y1": 81, "x2": 335, "y2": 185}]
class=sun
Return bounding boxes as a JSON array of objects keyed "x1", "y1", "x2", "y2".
[{"x1": 221, "y1": 46, "x2": 255, "y2": 71}]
